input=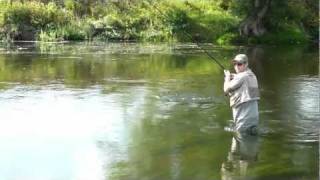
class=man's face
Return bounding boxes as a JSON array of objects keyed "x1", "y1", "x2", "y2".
[{"x1": 233, "y1": 62, "x2": 246, "y2": 73}]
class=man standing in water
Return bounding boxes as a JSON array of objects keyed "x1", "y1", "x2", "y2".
[{"x1": 223, "y1": 54, "x2": 260, "y2": 135}]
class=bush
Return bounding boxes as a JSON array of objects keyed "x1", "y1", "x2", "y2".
[
  {"x1": 216, "y1": 33, "x2": 238, "y2": 45},
  {"x1": 258, "y1": 29, "x2": 308, "y2": 45},
  {"x1": 151, "y1": 0, "x2": 239, "y2": 42},
  {"x1": 0, "y1": 0, "x2": 314, "y2": 44},
  {"x1": 38, "y1": 24, "x2": 86, "y2": 42},
  {"x1": 1, "y1": 2, "x2": 73, "y2": 41}
]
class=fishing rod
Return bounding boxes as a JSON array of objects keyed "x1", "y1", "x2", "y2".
[{"x1": 144, "y1": 1, "x2": 226, "y2": 70}]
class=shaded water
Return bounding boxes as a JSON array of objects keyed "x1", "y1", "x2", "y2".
[{"x1": 0, "y1": 42, "x2": 318, "y2": 180}]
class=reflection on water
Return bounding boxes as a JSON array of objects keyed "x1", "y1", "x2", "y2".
[
  {"x1": 0, "y1": 42, "x2": 318, "y2": 180},
  {"x1": 0, "y1": 85, "x2": 108, "y2": 180},
  {"x1": 221, "y1": 134, "x2": 259, "y2": 180},
  {"x1": 283, "y1": 76, "x2": 320, "y2": 142}
]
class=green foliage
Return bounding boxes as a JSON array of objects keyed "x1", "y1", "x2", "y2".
[
  {"x1": 228, "y1": 0, "x2": 317, "y2": 44},
  {"x1": 256, "y1": 28, "x2": 308, "y2": 45},
  {"x1": 146, "y1": 0, "x2": 239, "y2": 42},
  {"x1": 38, "y1": 23, "x2": 86, "y2": 41},
  {"x1": 3, "y1": 2, "x2": 71, "y2": 28},
  {"x1": 216, "y1": 33, "x2": 238, "y2": 45},
  {"x1": 39, "y1": 29, "x2": 58, "y2": 42},
  {"x1": 0, "y1": 0, "x2": 317, "y2": 44},
  {"x1": 1, "y1": 1, "x2": 73, "y2": 41}
]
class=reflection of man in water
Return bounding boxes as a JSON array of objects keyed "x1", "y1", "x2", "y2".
[
  {"x1": 224, "y1": 54, "x2": 260, "y2": 134},
  {"x1": 221, "y1": 134, "x2": 259, "y2": 180}
]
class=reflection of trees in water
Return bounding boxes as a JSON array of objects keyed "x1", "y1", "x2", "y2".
[
  {"x1": 221, "y1": 134, "x2": 259, "y2": 180},
  {"x1": 246, "y1": 47, "x2": 264, "y2": 79},
  {"x1": 0, "y1": 48, "x2": 224, "y2": 89},
  {"x1": 239, "y1": 46, "x2": 318, "y2": 81}
]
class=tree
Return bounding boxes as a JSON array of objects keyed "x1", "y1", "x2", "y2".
[{"x1": 239, "y1": 0, "x2": 271, "y2": 37}]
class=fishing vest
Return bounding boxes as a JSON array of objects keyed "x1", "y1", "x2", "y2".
[{"x1": 225, "y1": 69, "x2": 260, "y2": 107}]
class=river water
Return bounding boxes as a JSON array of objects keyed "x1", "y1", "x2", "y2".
[{"x1": 0, "y1": 42, "x2": 318, "y2": 180}]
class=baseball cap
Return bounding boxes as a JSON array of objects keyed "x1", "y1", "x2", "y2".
[{"x1": 232, "y1": 54, "x2": 248, "y2": 64}]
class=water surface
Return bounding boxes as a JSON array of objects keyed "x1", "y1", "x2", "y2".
[{"x1": 0, "y1": 42, "x2": 318, "y2": 180}]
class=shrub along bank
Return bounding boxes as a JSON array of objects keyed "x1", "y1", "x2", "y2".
[{"x1": 0, "y1": 0, "x2": 317, "y2": 45}]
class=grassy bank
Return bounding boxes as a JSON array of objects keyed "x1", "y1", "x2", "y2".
[{"x1": 0, "y1": 1, "x2": 317, "y2": 45}]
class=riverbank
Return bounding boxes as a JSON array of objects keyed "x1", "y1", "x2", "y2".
[{"x1": 0, "y1": 1, "x2": 317, "y2": 45}]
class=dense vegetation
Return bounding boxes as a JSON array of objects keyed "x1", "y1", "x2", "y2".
[{"x1": 0, "y1": 0, "x2": 318, "y2": 45}]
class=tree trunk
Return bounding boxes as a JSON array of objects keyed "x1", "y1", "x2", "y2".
[{"x1": 239, "y1": 0, "x2": 271, "y2": 37}]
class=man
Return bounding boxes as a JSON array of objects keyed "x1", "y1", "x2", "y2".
[{"x1": 223, "y1": 54, "x2": 260, "y2": 135}]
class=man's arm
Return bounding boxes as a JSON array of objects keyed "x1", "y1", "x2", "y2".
[{"x1": 224, "y1": 73, "x2": 244, "y2": 93}]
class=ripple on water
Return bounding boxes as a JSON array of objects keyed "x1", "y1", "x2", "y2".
[
  {"x1": 266, "y1": 76, "x2": 320, "y2": 142},
  {"x1": 199, "y1": 124, "x2": 220, "y2": 134},
  {"x1": 157, "y1": 93, "x2": 223, "y2": 104},
  {"x1": 259, "y1": 118, "x2": 320, "y2": 143}
]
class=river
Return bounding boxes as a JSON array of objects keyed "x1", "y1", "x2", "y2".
[{"x1": 0, "y1": 42, "x2": 318, "y2": 180}]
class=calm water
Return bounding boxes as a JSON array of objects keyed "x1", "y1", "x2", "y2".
[{"x1": 0, "y1": 42, "x2": 318, "y2": 180}]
